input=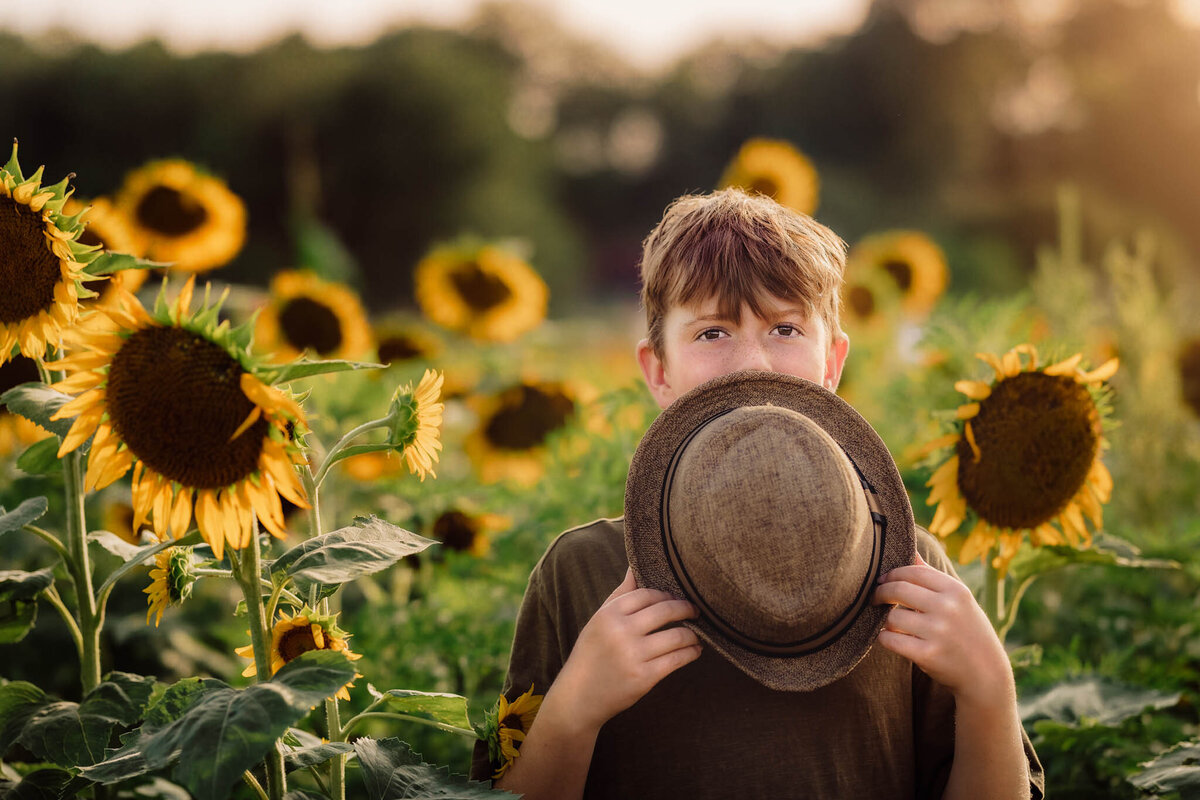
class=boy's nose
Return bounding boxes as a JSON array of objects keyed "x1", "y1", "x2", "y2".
[{"x1": 736, "y1": 343, "x2": 774, "y2": 372}]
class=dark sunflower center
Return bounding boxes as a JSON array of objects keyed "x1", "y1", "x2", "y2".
[
  {"x1": 882, "y1": 259, "x2": 913, "y2": 291},
  {"x1": 433, "y1": 510, "x2": 479, "y2": 552},
  {"x1": 105, "y1": 326, "x2": 268, "y2": 489},
  {"x1": 449, "y1": 261, "x2": 513, "y2": 312},
  {"x1": 0, "y1": 195, "x2": 63, "y2": 324},
  {"x1": 278, "y1": 625, "x2": 320, "y2": 663},
  {"x1": 485, "y1": 385, "x2": 574, "y2": 450},
  {"x1": 1180, "y1": 339, "x2": 1200, "y2": 419},
  {"x1": 846, "y1": 286, "x2": 875, "y2": 318},
  {"x1": 0, "y1": 355, "x2": 40, "y2": 417},
  {"x1": 135, "y1": 185, "x2": 208, "y2": 237},
  {"x1": 378, "y1": 335, "x2": 425, "y2": 364},
  {"x1": 279, "y1": 297, "x2": 343, "y2": 355},
  {"x1": 956, "y1": 372, "x2": 1099, "y2": 530},
  {"x1": 746, "y1": 177, "x2": 779, "y2": 198},
  {"x1": 500, "y1": 713, "x2": 525, "y2": 733}
]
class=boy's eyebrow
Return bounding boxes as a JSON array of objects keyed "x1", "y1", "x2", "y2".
[{"x1": 686, "y1": 307, "x2": 810, "y2": 324}]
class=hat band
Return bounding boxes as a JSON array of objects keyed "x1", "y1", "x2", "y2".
[{"x1": 660, "y1": 409, "x2": 887, "y2": 657}]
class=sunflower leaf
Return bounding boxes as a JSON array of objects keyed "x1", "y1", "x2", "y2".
[
  {"x1": 270, "y1": 516, "x2": 436, "y2": 597},
  {"x1": 0, "y1": 681, "x2": 51, "y2": 755},
  {"x1": 372, "y1": 690, "x2": 475, "y2": 732},
  {"x1": 0, "y1": 767, "x2": 89, "y2": 800},
  {"x1": 1128, "y1": 737, "x2": 1200, "y2": 796},
  {"x1": 0, "y1": 566, "x2": 55, "y2": 644},
  {"x1": 16, "y1": 672, "x2": 157, "y2": 768},
  {"x1": 84, "y1": 251, "x2": 169, "y2": 276},
  {"x1": 87, "y1": 651, "x2": 357, "y2": 800},
  {"x1": 353, "y1": 737, "x2": 517, "y2": 800},
  {"x1": 1019, "y1": 676, "x2": 1180, "y2": 727},
  {"x1": 264, "y1": 359, "x2": 387, "y2": 385},
  {"x1": 1007, "y1": 533, "x2": 1179, "y2": 588},
  {"x1": 283, "y1": 741, "x2": 356, "y2": 772},
  {"x1": 0, "y1": 383, "x2": 79, "y2": 441},
  {"x1": 16, "y1": 437, "x2": 63, "y2": 476},
  {"x1": 0, "y1": 497, "x2": 49, "y2": 536}
]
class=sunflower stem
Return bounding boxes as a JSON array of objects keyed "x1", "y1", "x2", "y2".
[
  {"x1": 302, "y1": 465, "x2": 324, "y2": 538},
  {"x1": 20, "y1": 524, "x2": 71, "y2": 562},
  {"x1": 982, "y1": 549, "x2": 1006, "y2": 633},
  {"x1": 63, "y1": 447, "x2": 102, "y2": 695},
  {"x1": 340, "y1": 712, "x2": 478, "y2": 740},
  {"x1": 242, "y1": 769, "x2": 270, "y2": 800},
  {"x1": 41, "y1": 584, "x2": 84, "y2": 658},
  {"x1": 318, "y1": 594, "x2": 347, "y2": 800},
  {"x1": 313, "y1": 416, "x2": 391, "y2": 489},
  {"x1": 237, "y1": 531, "x2": 287, "y2": 800}
]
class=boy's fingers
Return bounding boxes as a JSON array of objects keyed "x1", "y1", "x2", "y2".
[
  {"x1": 914, "y1": 550, "x2": 929, "y2": 567},
  {"x1": 604, "y1": 567, "x2": 638, "y2": 603},
  {"x1": 883, "y1": 606, "x2": 934, "y2": 639},
  {"x1": 872, "y1": 580, "x2": 939, "y2": 611},
  {"x1": 643, "y1": 625, "x2": 701, "y2": 659},
  {"x1": 646, "y1": 643, "x2": 703, "y2": 682},
  {"x1": 877, "y1": 563, "x2": 956, "y2": 592},
  {"x1": 629, "y1": 597, "x2": 699, "y2": 632}
]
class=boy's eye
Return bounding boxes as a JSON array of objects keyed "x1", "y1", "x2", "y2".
[
  {"x1": 774, "y1": 324, "x2": 802, "y2": 337},
  {"x1": 698, "y1": 328, "x2": 726, "y2": 341}
]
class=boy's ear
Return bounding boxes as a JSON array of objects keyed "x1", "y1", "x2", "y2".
[
  {"x1": 824, "y1": 332, "x2": 850, "y2": 391},
  {"x1": 637, "y1": 338, "x2": 674, "y2": 410}
]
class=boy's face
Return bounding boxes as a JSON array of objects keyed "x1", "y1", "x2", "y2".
[{"x1": 637, "y1": 294, "x2": 849, "y2": 410}]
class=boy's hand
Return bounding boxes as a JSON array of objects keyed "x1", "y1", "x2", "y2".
[
  {"x1": 871, "y1": 553, "x2": 1015, "y2": 710},
  {"x1": 553, "y1": 568, "x2": 702, "y2": 733}
]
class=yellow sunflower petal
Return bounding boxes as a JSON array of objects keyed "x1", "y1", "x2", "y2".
[{"x1": 1078, "y1": 357, "x2": 1119, "y2": 384}]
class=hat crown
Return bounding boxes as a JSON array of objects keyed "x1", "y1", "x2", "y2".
[{"x1": 667, "y1": 405, "x2": 873, "y2": 645}]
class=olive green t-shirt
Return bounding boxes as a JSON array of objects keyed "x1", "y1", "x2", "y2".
[{"x1": 471, "y1": 518, "x2": 1044, "y2": 799}]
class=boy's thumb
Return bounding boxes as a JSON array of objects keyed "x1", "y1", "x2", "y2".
[
  {"x1": 608, "y1": 567, "x2": 638, "y2": 599},
  {"x1": 913, "y1": 550, "x2": 929, "y2": 567}
]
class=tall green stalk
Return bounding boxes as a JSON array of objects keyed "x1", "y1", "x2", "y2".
[{"x1": 982, "y1": 547, "x2": 1006, "y2": 636}]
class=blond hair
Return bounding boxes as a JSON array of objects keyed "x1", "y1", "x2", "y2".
[{"x1": 639, "y1": 189, "x2": 847, "y2": 360}]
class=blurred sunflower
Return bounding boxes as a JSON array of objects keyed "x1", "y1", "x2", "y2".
[
  {"x1": 466, "y1": 380, "x2": 577, "y2": 485},
  {"x1": 388, "y1": 368, "x2": 444, "y2": 481},
  {"x1": 717, "y1": 138, "x2": 819, "y2": 216},
  {"x1": 925, "y1": 343, "x2": 1117, "y2": 574},
  {"x1": 143, "y1": 546, "x2": 196, "y2": 627},
  {"x1": 101, "y1": 499, "x2": 155, "y2": 546},
  {"x1": 414, "y1": 243, "x2": 548, "y2": 343},
  {"x1": 115, "y1": 159, "x2": 246, "y2": 273},
  {"x1": 847, "y1": 231, "x2": 948, "y2": 320},
  {"x1": 486, "y1": 685, "x2": 544, "y2": 779},
  {"x1": 255, "y1": 270, "x2": 373, "y2": 362},
  {"x1": 430, "y1": 508, "x2": 510, "y2": 558},
  {"x1": 839, "y1": 267, "x2": 905, "y2": 333},
  {"x1": 48, "y1": 278, "x2": 309, "y2": 559},
  {"x1": 341, "y1": 451, "x2": 405, "y2": 482},
  {"x1": 0, "y1": 144, "x2": 94, "y2": 366},
  {"x1": 1180, "y1": 336, "x2": 1200, "y2": 419},
  {"x1": 373, "y1": 321, "x2": 442, "y2": 366},
  {"x1": 64, "y1": 197, "x2": 148, "y2": 308},
  {"x1": 236, "y1": 607, "x2": 361, "y2": 700},
  {"x1": 0, "y1": 353, "x2": 50, "y2": 457}
]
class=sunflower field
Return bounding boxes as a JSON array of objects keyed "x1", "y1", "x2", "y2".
[{"x1": 4, "y1": 2, "x2": 1200, "y2": 798}]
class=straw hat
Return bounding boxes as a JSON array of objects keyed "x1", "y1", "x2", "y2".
[{"x1": 624, "y1": 370, "x2": 915, "y2": 691}]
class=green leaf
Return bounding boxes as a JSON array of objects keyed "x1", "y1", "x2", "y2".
[
  {"x1": 0, "y1": 681, "x2": 51, "y2": 754},
  {"x1": 0, "y1": 497, "x2": 50, "y2": 537},
  {"x1": 89, "y1": 530, "x2": 145, "y2": 562},
  {"x1": 16, "y1": 437, "x2": 62, "y2": 476},
  {"x1": 94, "y1": 651, "x2": 356, "y2": 800},
  {"x1": 1019, "y1": 677, "x2": 1180, "y2": 727},
  {"x1": 18, "y1": 673, "x2": 158, "y2": 768},
  {"x1": 1128, "y1": 737, "x2": 1200, "y2": 798},
  {"x1": 271, "y1": 516, "x2": 435, "y2": 597},
  {"x1": 284, "y1": 792, "x2": 333, "y2": 800},
  {"x1": 0, "y1": 567, "x2": 55, "y2": 644},
  {"x1": 353, "y1": 738, "x2": 517, "y2": 799},
  {"x1": 283, "y1": 741, "x2": 356, "y2": 772},
  {"x1": 1008, "y1": 533, "x2": 1179, "y2": 586},
  {"x1": 84, "y1": 252, "x2": 169, "y2": 276},
  {"x1": 369, "y1": 689, "x2": 475, "y2": 732},
  {"x1": 0, "y1": 767, "x2": 88, "y2": 799},
  {"x1": 0, "y1": 384, "x2": 78, "y2": 441},
  {"x1": 264, "y1": 358, "x2": 386, "y2": 385}
]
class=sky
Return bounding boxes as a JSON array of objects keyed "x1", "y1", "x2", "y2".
[{"x1": 0, "y1": 0, "x2": 873, "y2": 70}]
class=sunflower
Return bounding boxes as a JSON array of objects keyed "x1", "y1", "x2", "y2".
[
  {"x1": 114, "y1": 159, "x2": 246, "y2": 273},
  {"x1": 143, "y1": 546, "x2": 196, "y2": 627},
  {"x1": 925, "y1": 343, "x2": 1118, "y2": 574},
  {"x1": 236, "y1": 607, "x2": 362, "y2": 700},
  {"x1": 48, "y1": 278, "x2": 310, "y2": 560},
  {"x1": 387, "y1": 369, "x2": 444, "y2": 481},
  {"x1": 0, "y1": 144, "x2": 94, "y2": 366},
  {"x1": 485, "y1": 685, "x2": 544, "y2": 779},
  {"x1": 0, "y1": 353, "x2": 51, "y2": 457},
  {"x1": 373, "y1": 321, "x2": 442, "y2": 366},
  {"x1": 846, "y1": 231, "x2": 948, "y2": 320},
  {"x1": 341, "y1": 451, "x2": 405, "y2": 482},
  {"x1": 414, "y1": 243, "x2": 548, "y2": 343},
  {"x1": 101, "y1": 499, "x2": 155, "y2": 546},
  {"x1": 64, "y1": 197, "x2": 148, "y2": 308},
  {"x1": 429, "y1": 508, "x2": 510, "y2": 558},
  {"x1": 255, "y1": 270, "x2": 373, "y2": 362},
  {"x1": 1180, "y1": 336, "x2": 1200, "y2": 419},
  {"x1": 466, "y1": 380, "x2": 576, "y2": 485},
  {"x1": 839, "y1": 266, "x2": 905, "y2": 333},
  {"x1": 717, "y1": 138, "x2": 819, "y2": 216}
]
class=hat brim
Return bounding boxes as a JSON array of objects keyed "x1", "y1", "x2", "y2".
[{"x1": 625, "y1": 370, "x2": 916, "y2": 692}]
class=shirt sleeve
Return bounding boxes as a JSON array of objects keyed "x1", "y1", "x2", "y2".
[{"x1": 469, "y1": 564, "x2": 564, "y2": 782}]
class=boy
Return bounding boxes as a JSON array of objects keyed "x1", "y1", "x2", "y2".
[{"x1": 471, "y1": 189, "x2": 1043, "y2": 799}]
